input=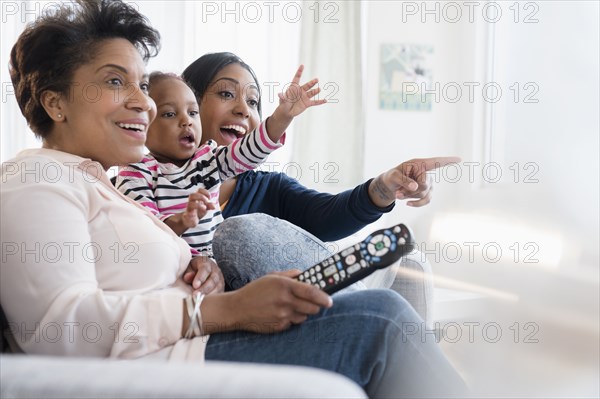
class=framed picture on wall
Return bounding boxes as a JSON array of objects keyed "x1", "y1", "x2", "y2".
[{"x1": 379, "y1": 43, "x2": 434, "y2": 111}]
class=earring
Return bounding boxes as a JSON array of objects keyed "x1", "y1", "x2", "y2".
[{"x1": 57, "y1": 113, "x2": 62, "y2": 119}]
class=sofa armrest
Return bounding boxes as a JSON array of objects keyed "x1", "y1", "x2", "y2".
[
  {"x1": 334, "y1": 224, "x2": 434, "y2": 328},
  {"x1": 360, "y1": 250, "x2": 433, "y2": 328},
  {"x1": 1, "y1": 354, "x2": 366, "y2": 398}
]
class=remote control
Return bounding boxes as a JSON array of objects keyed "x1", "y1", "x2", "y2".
[{"x1": 296, "y1": 223, "x2": 414, "y2": 294}]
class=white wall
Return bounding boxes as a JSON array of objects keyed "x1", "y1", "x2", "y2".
[
  {"x1": 364, "y1": 0, "x2": 465, "y2": 238},
  {"x1": 364, "y1": 1, "x2": 599, "y2": 277}
]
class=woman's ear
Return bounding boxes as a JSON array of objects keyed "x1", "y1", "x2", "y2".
[{"x1": 40, "y1": 90, "x2": 66, "y2": 122}]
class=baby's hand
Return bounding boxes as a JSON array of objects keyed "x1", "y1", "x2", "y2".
[
  {"x1": 275, "y1": 65, "x2": 327, "y2": 120},
  {"x1": 181, "y1": 188, "x2": 216, "y2": 228}
]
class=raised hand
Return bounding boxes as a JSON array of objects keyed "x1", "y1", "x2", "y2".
[
  {"x1": 265, "y1": 65, "x2": 326, "y2": 143},
  {"x1": 276, "y1": 65, "x2": 327, "y2": 118},
  {"x1": 369, "y1": 157, "x2": 462, "y2": 208}
]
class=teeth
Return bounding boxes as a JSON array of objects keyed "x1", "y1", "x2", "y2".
[
  {"x1": 117, "y1": 123, "x2": 145, "y2": 131},
  {"x1": 220, "y1": 125, "x2": 247, "y2": 134}
]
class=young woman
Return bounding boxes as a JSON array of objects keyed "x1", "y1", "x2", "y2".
[
  {"x1": 182, "y1": 53, "x2": 460, "y2": 295},
  {"x1": 182, "y1": 53, "x2": 459, "y2": 242}
]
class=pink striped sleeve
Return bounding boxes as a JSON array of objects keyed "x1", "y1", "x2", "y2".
[
  {"x1": 158, "y1": 202, "x2": 188, "y2": 213},
  {"x1": 230, "y1": 139, "x2": 254, "y2": 172},
  {"x1": 258, "y1": 122, "x2": 284, "y2": 150},
  {"x1": 140, "y1": 201, "x2": 159, "y2": 215},
  {"x1": 118, "y1": 170, "x2": 145, "y2": 179},
  {"x1": 192, "y1": 145, "x2": 212, "y2": 160}
]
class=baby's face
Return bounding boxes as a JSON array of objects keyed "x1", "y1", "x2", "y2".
[{"x1": 145, "y1": 78, "x2": 202, "y2": 166}]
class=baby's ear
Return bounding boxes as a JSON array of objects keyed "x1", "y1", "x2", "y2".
[{"x1": 40, "y1": 90, "x2": 66, "y2": 122}]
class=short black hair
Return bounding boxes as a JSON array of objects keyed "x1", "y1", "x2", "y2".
[
  {"x1": 10, "y1": 0, "x2": 161, "y2": 138},
  {"x1": 182, "y1": 52, "x2": 262, "y2": 119}
]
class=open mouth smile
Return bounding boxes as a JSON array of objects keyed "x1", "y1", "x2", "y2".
[{"x1": 219, "y1": 124, "x2": 247, "y2": 144}]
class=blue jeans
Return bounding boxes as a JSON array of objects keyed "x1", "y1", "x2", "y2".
[{"x1": 209, "y1": 214, "x2": 466, "y2": 397}]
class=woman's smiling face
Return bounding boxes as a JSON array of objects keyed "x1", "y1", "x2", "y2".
[
  {"x1": 199, "y1": 63, "x2": 261, "y2": 146},
  {"x1": 54, "y1": 38, "x2": 156, "y2": 168}
]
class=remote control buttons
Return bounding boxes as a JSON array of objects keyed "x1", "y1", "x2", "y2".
[
  {"x1": 347, "y1": 264, "x2": 360, "y2": 274},
  {"x1": 324, "y1": 265, "x2": 336, "y2": 277},
  {"x1": 345, "y1": 254, "x2": 356, "y2": 265},
  {"x1": 341, "y1": 248, "x2": 354, "y2": 257}
]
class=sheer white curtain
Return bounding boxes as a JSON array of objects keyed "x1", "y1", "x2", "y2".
[
  {"x1": 292, "y1": 1, "x2": 364, "y2": 192},
  {"x1": 1, "y1": 1, "x2": 41, "y2": 162}
]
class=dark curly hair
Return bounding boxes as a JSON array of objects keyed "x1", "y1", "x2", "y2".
[
  {"x1": 182, "y1": 52, "x2": 262, "y2": 119},
  {"x1": 9, "y1": 0, "x2": 161, "y2": 138}
]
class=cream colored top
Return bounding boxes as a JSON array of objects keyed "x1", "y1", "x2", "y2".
[{"x1": 0, "y1": 148, "x2": 207, "y2": 361}]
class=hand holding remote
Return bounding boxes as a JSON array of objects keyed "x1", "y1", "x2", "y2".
[{"x1": 295, "y1": 223, "x2": 414, "y2": 294}]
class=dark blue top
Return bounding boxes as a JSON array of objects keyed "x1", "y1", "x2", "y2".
[{"x1": 221, "y1": 171, "x2": 395, "y2": 242}]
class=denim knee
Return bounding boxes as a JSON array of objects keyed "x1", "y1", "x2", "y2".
[
  {"x1": 213, "y1": 214, "x2": 332, "y2": 290},
  {"x1": 331, "y1": 289, "x2": 422, "y2": 326}
]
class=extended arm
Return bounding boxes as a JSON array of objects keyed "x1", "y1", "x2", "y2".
[{"x1": 222, "y1": 172, "x2": 392, "y2": 242}]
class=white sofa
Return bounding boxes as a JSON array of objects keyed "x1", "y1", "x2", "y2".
[{"x1": 0, "y1": 355, "x2": 366, "y2": 398}]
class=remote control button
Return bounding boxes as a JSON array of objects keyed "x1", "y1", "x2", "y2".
[
  {"x1": 360, "y1": 260, "x2": 367, "y2": 267},
  {"x1": 316, "y1": 265, "x2": 321, "y2": 272},
  {"x1": 341, "y1": 248, "x2": 354, "y2": 257},
  {"x1": 367, "y1": 243, "x2": 376, "y2": 255},
  {"x1": 345, "y1": 254, "x2": 356, "y2": 265},
  {"x1": 340, "y1": 270, "x2": 346, "y2": 278},
  {"x1": 391, "y1": 243, "x2": 397, "y2": 252},
  {"x1": 317, "y1": 273, "x2": 323, "y2": 280},
  {"x1": 311, "y1": 276, "x2": 316, "y2": 283},
  {"x1": 304, "y1": 271, "x2": 310, "y2": 278},
  {"x1": 328, "y1": 277, "x2": 334, "y2": 284},
  {"x1": 382, "y1": 235, "x2": 391, "y2": 248},
  {"x1": 399, "y1": 237, "x2": 406, "y2": 245},
  {"x1": 298, "y1": 275, "x2": 304, "y2": 281},
  {"x1": 334, "y1": 254, "x2": 341, "y2": 261},
  {"x1": 347, "y1": 264, "x2": 360, "y2": 274},
  {"x1": 354, "y1": 244, "x2": 360, "y2": 250},
  {"x1": 393, "y1": 225, "x2": 401, "y2": 233},
  {"x1": 319, "y1": 281, "x2": 326, "y2": 288},
  {"x1": 310, "y1": 268, "x2": 315, "y2": 275},
  {"x1": 333, "y1": 274, "x2": 340, "y2": 281},
  {"x1": 324, "y1": 265, "x2": 336, "y2": 277},
  {"x1": 376, "y1": 247, "x2": 389, "y2": 256}
]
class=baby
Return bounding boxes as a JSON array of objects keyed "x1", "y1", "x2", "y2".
[{"x1": 116, "y1": 68, "x2": 324, "y2": 256}]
